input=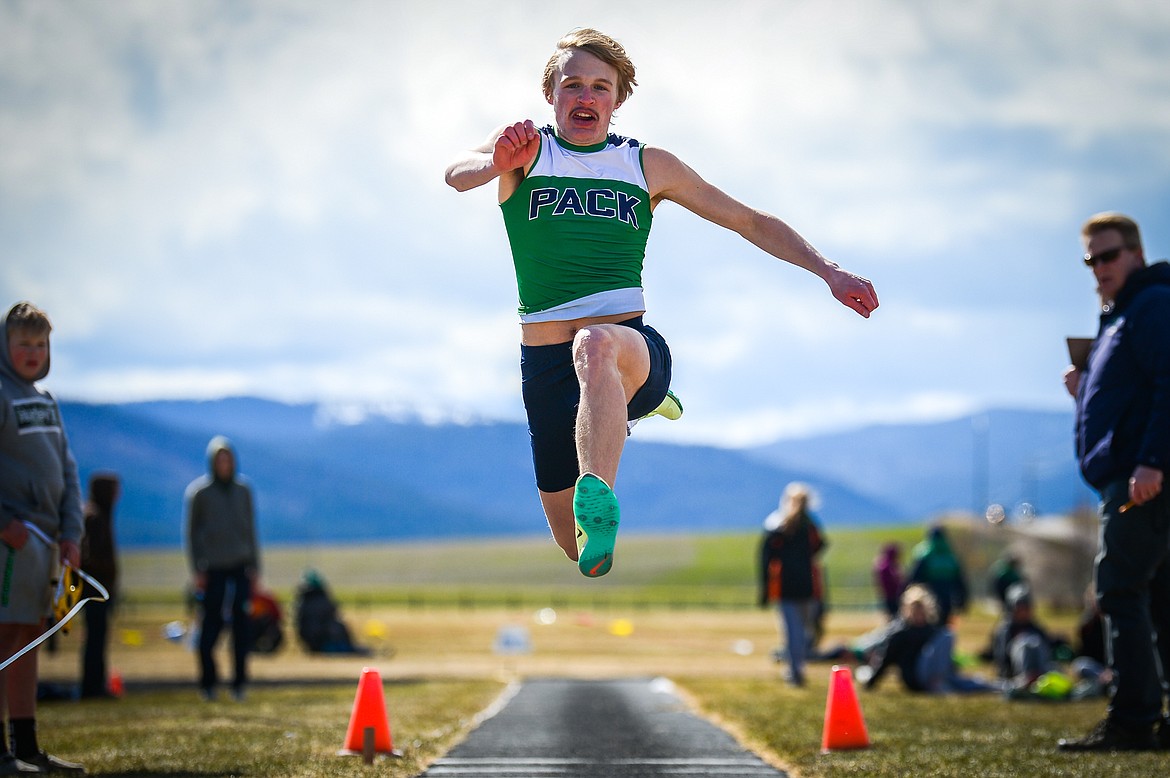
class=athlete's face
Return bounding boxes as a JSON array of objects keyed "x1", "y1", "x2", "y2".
[
  {"x1": 7, "y1": 329, "x2": 49, "y2": 382},
  {"x1": 548, "y1": 49, "x2": 620, "y2": 147}
]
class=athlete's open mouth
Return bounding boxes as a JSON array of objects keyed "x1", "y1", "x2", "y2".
[{"x1": 572, "y1": 110, "x2": 597, "y2": 123}]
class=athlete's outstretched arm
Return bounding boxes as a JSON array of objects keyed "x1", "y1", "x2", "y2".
[
  {"x1": 444, "y1": 120, "x2": 539, "y2": 193},
  {"x1": 645, "y1": 147, "x2": 879, "y2": 318}
]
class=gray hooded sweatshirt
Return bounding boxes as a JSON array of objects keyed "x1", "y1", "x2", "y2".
[
  {"x1": 184, "y1": 435, "x2": 259, "y2": 575},
  {"x1": 0, "y1": 313, "x2": 84, "y2": 545}
]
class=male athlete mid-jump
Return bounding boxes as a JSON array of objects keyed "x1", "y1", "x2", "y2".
[{"x1": 445, "y1": 28, "x2": 877, "y2": 577}]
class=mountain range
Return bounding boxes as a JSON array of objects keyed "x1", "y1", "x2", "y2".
[{"x1": 58, "y1": 398, "x2": 1095, "y2": 548}]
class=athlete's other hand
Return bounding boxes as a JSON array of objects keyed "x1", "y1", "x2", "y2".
[
  {"x1": 493, "y1": 120, "x2": 539, "y2": 173},
  {"x1": 828, "y1": 267, "x2": 879, "y2": 318}
]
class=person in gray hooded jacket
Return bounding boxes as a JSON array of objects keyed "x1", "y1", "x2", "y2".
[
  {"x1": 0, "y1": 301, "x2": 87, "y2": 774},
  {"x1": 184, "y1": 435, "x2": 259, "y2": 702}
]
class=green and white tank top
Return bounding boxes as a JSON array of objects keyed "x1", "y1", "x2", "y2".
[{"x1": 500, "y1": 126, "x2": 653, "y2": 322}]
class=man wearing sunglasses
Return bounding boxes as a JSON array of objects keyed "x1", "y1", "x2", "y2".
[{"x1": 1059, "y1": 212, "x2": 1170, "y2": 751}]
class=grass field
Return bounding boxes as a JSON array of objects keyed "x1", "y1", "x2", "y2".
[
  {"x1": 32, "y1": 526, "x2": 1152, "y2": 777},
  {"x1": 115, "y1": 524, "x2": 935, "y2": 608}
]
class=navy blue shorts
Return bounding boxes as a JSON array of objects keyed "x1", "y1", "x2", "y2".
[{"x1": 520, "y1": 316, "x2": 672, "y2": 492}]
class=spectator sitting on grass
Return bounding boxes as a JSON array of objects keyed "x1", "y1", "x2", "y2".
[
  {"x1": 988, "y1": 552, "x2": 1026, "y2": 613},
  {"x1": 990, "y1": 583, "x2": 1071, "y2": 693},
  {"x1": 294, "y1": 570, "x2": 370, "y2": 656},
  {"x1": 1068, "y1": 585, "x2": 1113, "y2": 699},
  {"x1": 858, "y1": 584, "x2": 999, "y2": 694}
]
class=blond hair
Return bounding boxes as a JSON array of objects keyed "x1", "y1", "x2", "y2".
[
  {"x1": 1082, "y1": 212, "x2": 1143, "y2": 253},
  {"x1": 542, "y1": 28, "x2": 637, "y2": 105},
  {"x1": 778, "y1": 482, "x2": 815, "y2": 533},
  {"x1": 899, "y1": 584, "x2": 940, "y2": 623}
]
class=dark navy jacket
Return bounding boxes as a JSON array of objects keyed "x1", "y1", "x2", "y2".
[{"x1": 1075, "y1": 261, "x2": 1170, "y2": 490}]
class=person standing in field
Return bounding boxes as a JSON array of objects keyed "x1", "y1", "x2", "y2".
[
  {"x1": 1058, "y1": 212, "x2": 1170, "y2": 752},
  {"x1": 0, "y1": 301, "x2": 88, "y2": 774},
  {"x1": 906, "y1": 524, "x2": 969, "y2": 625},
  {"x1": 185, "y1": 436, "x2": 260, "y2": 702},
  {"x1": 444, "y1": 28, "x2": 878, "y2": 578},
  {"x1": 872, "y1": 542, "x2": 903, "y2": 619},
  {"x1": 79, "y1": 471, "x2": 120, "y2": 700},
  {"x1": 758, "y1": 483, "x2": 826, "y2": 686}
]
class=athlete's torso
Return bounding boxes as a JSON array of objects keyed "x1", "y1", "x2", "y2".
[{"x1": 500, "y1": 127, "x2": 654, "y2": 341}]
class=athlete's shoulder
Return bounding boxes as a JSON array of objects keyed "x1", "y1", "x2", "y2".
[{"x1": 606, "y1": 132, "x2": 641, "y2": 148}]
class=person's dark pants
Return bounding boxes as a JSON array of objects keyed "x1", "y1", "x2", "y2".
[
  {"x1": 199, "y1": 567, "x2": 252, "y2": 693},
  {"x1": 80, "y1": 596, "x2": 114, "y2": 697},
  {"x1": 1095, "y1": 480, "x2": 1170, "y2": 727},
  {"x1": 1151, "y1": 556, "x2": 1170, "y2": 709}
]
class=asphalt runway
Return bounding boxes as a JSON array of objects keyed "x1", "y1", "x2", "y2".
[{"x1": 420, "y1": 677, "x2": 788, "y2": 777}]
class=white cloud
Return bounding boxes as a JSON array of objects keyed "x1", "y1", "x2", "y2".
[{"x1": 3, "y1": 0, "x2": 1168, "y2": 446}]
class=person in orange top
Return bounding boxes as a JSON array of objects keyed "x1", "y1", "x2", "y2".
[{"x1": 758, "y1": 483, "x2": 826, "y2": 686}]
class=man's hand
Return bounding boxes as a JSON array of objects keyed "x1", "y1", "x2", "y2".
[
  {"x1": 492, "y1": 120, "x2": 539, "y2": 174},
  {"x1": 1063, "y1": 366, "x2": 1081, "y2": 398},
  {"x1": 826, "y1": 267, "x2": 879, "y2": 318},
  {"x1": 1130, "y1": 465, "x2": 1163, "y2": 506}
]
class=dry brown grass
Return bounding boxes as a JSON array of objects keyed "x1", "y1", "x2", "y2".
[{"x1": 41, "y1": 600, "x2": 1053, "y2": 688}]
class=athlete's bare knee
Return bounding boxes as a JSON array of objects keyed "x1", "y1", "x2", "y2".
[{"x1": 573, "y1": 327, "x2": 620, "y2": 379}]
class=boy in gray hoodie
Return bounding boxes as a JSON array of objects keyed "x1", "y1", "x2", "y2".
[{"x1": 0, "y1": 301, "x2": 86, "y2": 774}]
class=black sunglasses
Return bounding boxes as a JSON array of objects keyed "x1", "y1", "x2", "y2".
[{"x1": 1083, "y1": 246, "x2": 1126, "y2": 268}]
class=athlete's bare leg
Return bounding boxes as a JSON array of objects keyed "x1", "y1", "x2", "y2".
[
  {"x1": 536, "y1": 323, "x2": 650, "y2": 562},
  {"x1": 572, "y1": 323, "x2": 650, "y2": 484},
  {"x1": 539, "y1": 487, "x2": 578, "y2": 560}
]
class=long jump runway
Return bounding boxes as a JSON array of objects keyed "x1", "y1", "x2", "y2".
[{"x1": 420, "y1": 678, "x2": 789, "y2": 777}]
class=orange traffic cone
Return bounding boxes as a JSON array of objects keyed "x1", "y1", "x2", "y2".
[
  {"x1": 821, "y1": 665, "x2": 870, "y2": 752},
  {"x1": 339, "y1": 667, "x2": 400, "y2": 758}
]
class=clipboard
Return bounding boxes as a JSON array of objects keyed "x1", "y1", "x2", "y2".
[{"x1": 1066, "y1": 337, "x2": 1092, "y2": 370}]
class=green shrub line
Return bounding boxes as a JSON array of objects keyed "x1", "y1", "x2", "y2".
[{"x1": 116, "y1": 519, "x2": 1089, "y2": 613}]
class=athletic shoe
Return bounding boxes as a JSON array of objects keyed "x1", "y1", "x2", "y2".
[
  {"x1": 574, "y1": 525, "x2": 587, "y2": 560},
  {"x1": 0, "y1": 754, "x2": 40, "y2": 775},
  {"x1": 1057, "y1": 718, "x2": 1156, "y2": 751},
  {"x1": 649, "y1": 390, "x2": 683, "y2": 420},
  {"x1": 573, "y1": 473, "x2": 620, "y2": 578},
  {"x1": 18, "y1": 751, "x2": 87, "y2": 774},
  {"x1": 627, "y1": 390, "x2": 683, "y2": 435}
]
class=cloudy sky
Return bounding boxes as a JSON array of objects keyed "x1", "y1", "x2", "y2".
[{"x1": 3, "y1": 0, "x2": 1168, "y2": 447}]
